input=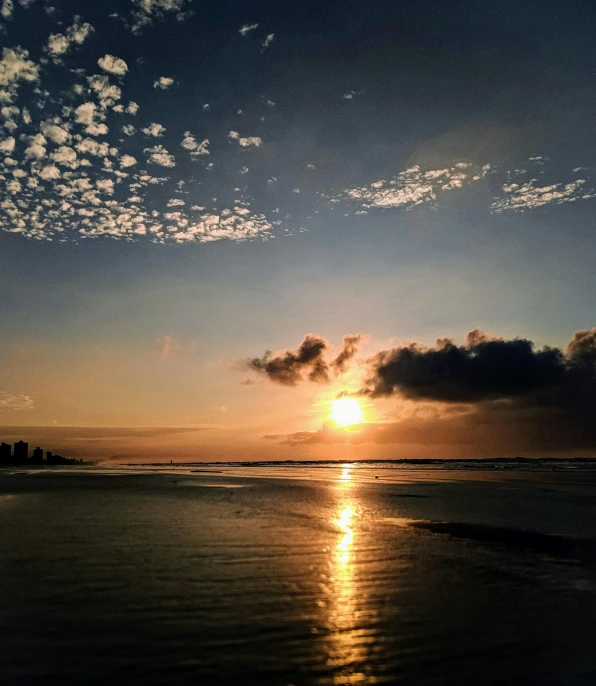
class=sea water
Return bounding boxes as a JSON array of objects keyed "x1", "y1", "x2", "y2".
[{"x1": 1, "y1": 464, "x2": 596, "y2": 685}]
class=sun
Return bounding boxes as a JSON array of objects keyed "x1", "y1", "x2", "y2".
[{"x1": 330, "y1": 397, "x2": 364, "y2": 427}]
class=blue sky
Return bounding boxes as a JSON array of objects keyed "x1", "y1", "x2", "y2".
[{"x1": 1, "y1": 0, "x2": 596, "y2": 460}]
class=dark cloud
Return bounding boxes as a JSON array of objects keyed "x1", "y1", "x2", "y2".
[
  {"x1": 248, "y1": 334, "x2": 330, "y2": 386},
  {"x1": 247, "y1": 333, "x2": 363, "y2": 386},
  {"x1": 331, "y1": 334, "x2": 364, "y2": 374},
  {"x1": 567, "y1": 328, "x2": 596, "y2": 363},
  {"x1": 362, "y1": 328, "x2": 593, "y2": 404},
  {"x1": 268, "y1": 400, "x2": 596, "y2": 453},
  {"x1": 264, "y1": 327, "x2": 596, "y2": 452}
]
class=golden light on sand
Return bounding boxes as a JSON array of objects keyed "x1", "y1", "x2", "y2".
[{"x1": 330, "y1": 397, "x2": 364, "y2": 427}]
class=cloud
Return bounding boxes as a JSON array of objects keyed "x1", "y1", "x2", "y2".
[
  {"x1": 156, "y1": 335, "x2": 179, "y2": 357},
  {"x1": 181, "y1": 132, "x2": 209, "y2": 157},
  {"x1": 75, "y1": 137, "x2": 109, "y2": 157},
  {"x1": 87, "y1": 75, "x2": 122, "y2": 108},
  {"x1": 248, "y1": 334, "x2": 330, "y2": 386},
  {"x1": 46, "y1": 18, "x2": 93, "y2": 62},
  {"x1": 247, "y1": 333, "x2": 364, "y2": 386},
  {"x1": 239, "y1": 136, "x2": 262, "y2": 148},
  {"x1": 74, "y1": 102, "x2": 95, "y2": 124},
  {"x1": 371, "y1": 328, "x2": 596, "y2": 444},
  {"x1": 0, "y1": 0, "x2": 14, "y2": 21},
  {"x1": 131, "y1": 0, "x2": 192, "y2": 33},
  {"x1": 0, "y1": 49, "x2": 276, "y2": 248},
  {"x1": 0, "y1": 46, "x2": 39, "y2": 88},
  {"x1": 331, "y1": 162, "x2": 487, "y2": 210},
  {"x1": 40, "y1": 121, "x2": 70, "y2": 144},
  {"x1": 142, "y1": 122, "x2": 166, "y2": 137},
  {"x1": 154, "y1": 76, "x2": 174, "y2": 89},
  {"x1": 0, "y1": 391, "x2": 34, "y2": 410},
  {"x1": 120, "y1": 154, "x2": 137, "y2": 167},
  {"x1": 46, "y1": 33, "x2": 69, "y2": 57},
  {"x1": 0, "y1": 135, "x2": 15, "y2": 153},
  {"x1": 329, "y1": 159, "x2": 595, "y2": 216},
  {"x1": 239, "y1": 23, "x2": 258, "y2": 36},
  {"x1": 0, "y1": 0, "x2": 35, "y2": 23},
  {"x1": 51, "y1": 145, "x2": 78, "y2": 169},
  {"x1": 567, "y1": 328, "x2": 596, "y2": 360},
  {"x1": 97, "y1": 54, "x2": 128, "y2": 76},
  {"x1": 332, "y1": 334, "x2": 364, "y2": 374},
  {"x1": 262, "y1": 33, "x2": 274, "y2": 48},
  {"x1": 229, "y1": 130, "x2": 262, "y2": 148},
  {"x1": 259, "y1": 328, "x2": 596, "y2": 451},
  {"x1": 154, "y1": 335, "x2": 199, "y2": 357},
  {"x1": 38, "y1": 164, "x2": 60, "y2": 179},
  {"x1": 75, "y1": 102, "x2": 98, "y2": 127},
  {"x1": 144, "y1": 144, "x2": 175, "y2": 167},
  {"x1": 492, "y1": 179, "x2": 595, "y2": 212},
  {"x1": 361, "y1": 330, "x2": 569, "y2": 402},
  {"x1": 24, "y1": 132, "x2": 46, "y2": 159}
]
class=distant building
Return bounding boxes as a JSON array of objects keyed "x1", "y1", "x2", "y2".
[
  {"x1": 13, "y1": 441, "x2": 28, "y2": 464},
  {"x1": 0, "y1": 441, "x2": 81, "y2": 466},
  {"x1": 0, "y1": 442, "x2": 11, "y2": 464}
]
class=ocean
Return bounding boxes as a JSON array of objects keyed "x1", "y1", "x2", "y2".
[{"x1": 1, "y1": 462, "x2": 596, "y2": 685}]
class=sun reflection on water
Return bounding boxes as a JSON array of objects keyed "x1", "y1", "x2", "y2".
[
  {"x1": 335, "y1": 505, "x2": 354, "y2": 569},
  {"x1": 340, "y1": 464, "x2": 352, "y2": 483},
  {"x1": 320, "y1": 467, "x2": 374, "y2": 684}
]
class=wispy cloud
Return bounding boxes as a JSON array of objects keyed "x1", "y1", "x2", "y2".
[
  {"x1": 239, "y1": 23, "x2": 258, "y2": 36},
  {"x1": 0, "y1": 391, "x2": 34, "y2": 410},
  {"x1": 327, "y1": 162, "x2": 489, "y2": 211},
  {"x1": 155, "y1": 335, "x2": 199, "y2": 357},
  {"x1": 327, "y1": 160, "x2": 595, "y2": 215},
  {"x1": 492, "y1": 179, "x2": 595, "y2": 212},
  {"x1": 262, "y1": 33, "x2": 274, "y2": 48}
]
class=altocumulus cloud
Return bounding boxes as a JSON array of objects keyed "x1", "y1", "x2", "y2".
[
  {"x1": 97, "y1": 54, "x2": 128, "y2": 76},
  {"x1": 326, "y1": 159, "x2": 595, "y2": 216},
  {"x1": 1, "y1": 2, "x2": 594, "y2": 248},
  {"x1": 0, "y1": 3, "x2": 280, "y2": 245},
  {"x1": 131, "y1": 0, "x2": 193, "y2": 34}
]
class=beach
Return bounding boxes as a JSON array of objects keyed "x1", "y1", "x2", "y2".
[{"x1": 1, "y1": 464, "x2": 596, "y2": 685}]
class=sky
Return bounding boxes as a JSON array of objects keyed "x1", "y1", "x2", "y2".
[{"x1": 1, "y1": 0, "x2": 596, "y2": 462}]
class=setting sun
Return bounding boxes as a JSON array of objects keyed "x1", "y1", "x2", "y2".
[{"x1": 330, "y1": 397, "x2": 364, "y2": 427}]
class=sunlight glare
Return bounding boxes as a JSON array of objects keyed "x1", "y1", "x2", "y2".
[{"x1": 330, "y1": 397, "x2": 364, "y2": 427}]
